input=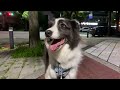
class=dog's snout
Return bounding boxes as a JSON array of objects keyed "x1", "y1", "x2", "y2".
[{"x1": 45, "y1": 30, "x2": 52, "y2": 37}]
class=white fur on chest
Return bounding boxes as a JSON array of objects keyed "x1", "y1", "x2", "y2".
[{"x1": 49, "y1": 43, "x2": 83, "y2": 69}]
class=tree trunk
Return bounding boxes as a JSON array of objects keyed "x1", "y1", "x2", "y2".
[
  {"x1": 29, "y1": 11, "x2": 40, "y2": 48},
  {"x1": 107, "y1": 11, "x2": 111, "y2": 36}
]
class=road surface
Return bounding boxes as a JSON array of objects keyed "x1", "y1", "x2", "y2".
[{"x1": 0, "y1": 31, "x2": 89, "y2": 44}]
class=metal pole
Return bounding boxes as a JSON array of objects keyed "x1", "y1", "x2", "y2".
[
  {"x1": 87, "y1": 30, "x2": 89, "y2": 38},
  {"x1": 9, "y1": 27, "x2": 14, "y2": 49}
]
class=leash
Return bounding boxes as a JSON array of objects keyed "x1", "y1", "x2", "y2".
[{"x1": 54, "y1": 62, "x2": 72, "y2": 79}]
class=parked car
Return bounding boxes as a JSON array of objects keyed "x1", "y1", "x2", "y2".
[
  {"x1": 80, "y1": 27, "x2": 90, "y2": 32},
  {"x1": 90, "y1": 26, "x2": 116, "y2": 37}
]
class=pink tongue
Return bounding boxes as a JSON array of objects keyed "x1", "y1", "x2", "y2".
[{"x1": 49, "y1": 39, "x2": 64, "y2": 51}]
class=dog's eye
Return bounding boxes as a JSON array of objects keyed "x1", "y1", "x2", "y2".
[{"x1": 61, "y1": 23, "x2": 66, "y2": 28}]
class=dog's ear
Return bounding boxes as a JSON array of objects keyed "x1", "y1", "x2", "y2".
[
  {"x1": 48, "y1": 18, "x2": 55, "y2": 28},
  {"x1": 70, "y1": 19, "x2": 80, "y2": 31}
]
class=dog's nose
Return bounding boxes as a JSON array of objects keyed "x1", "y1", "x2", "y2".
[{"x1": 45, "y1": 30, "x2": 52, "y2": 37}]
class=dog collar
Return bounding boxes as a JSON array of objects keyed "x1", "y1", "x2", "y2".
[{"x1": 53, "y1": 62, "x2": 72, "y2": 79}]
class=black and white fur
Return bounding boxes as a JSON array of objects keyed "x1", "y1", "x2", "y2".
[{"x1": 44, "y1": 18, "x2": 83, "y2": 79}]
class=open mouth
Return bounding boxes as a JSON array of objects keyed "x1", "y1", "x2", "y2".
[{"x1": 47, "y1": 38, "x2": 66, "y2": 51}]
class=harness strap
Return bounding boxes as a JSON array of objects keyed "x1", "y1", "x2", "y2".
[{"x1": 53, "y1": 63, "x2": 72, "y2": 79}]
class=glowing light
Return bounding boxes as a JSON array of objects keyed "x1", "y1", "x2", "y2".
[
  {"x1": 0, "y1": 12, "x2": 2, "y2": 15},
  {"x1": 7, "y1": 12, "x2": 14, "y2": 16},
  {"x1": 81, "y1": 22, "x2": 98, "y2": 25},
  {"x1": 89, "y1": 13, "x2": 93, "y2": 19}
]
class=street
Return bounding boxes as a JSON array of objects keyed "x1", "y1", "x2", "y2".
[{"x1": 0, "y1": 31, "x2": 89, "y2": 44}]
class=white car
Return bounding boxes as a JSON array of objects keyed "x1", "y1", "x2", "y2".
[{"x1": 80, "y1": 27, "x2": 90, "y2": 32}]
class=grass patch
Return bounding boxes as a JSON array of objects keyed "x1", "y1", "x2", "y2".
[
  {"x1": 0, "y1": 76, "x2": 7, "y2": 79},
  {"x1": 11, "y1": 41, "x2": 44, "y2": 58},
  {"x1": 0, "y1": 46, "x2": 9, "y2": 51},
  {"x1": 0, "y1": 44, "x2": 2, "y2": 49},
  {"x1": 0, "y1": 45, "x2": 2, "y2": 49}
]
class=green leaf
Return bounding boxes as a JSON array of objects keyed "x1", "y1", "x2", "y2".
[{"x1": 22, "y1": 11, "x2": 29, "y2": 20}]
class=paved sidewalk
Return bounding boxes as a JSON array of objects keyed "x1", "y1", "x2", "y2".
[
  {"x1": 85, "y1": 40, "x2": 120, "y2": 72},
  {"x1": 38, "y1": 38, "x2": 120, "y2": 79},
  {"x1": 0, "y1": 51, "x2": 45, "y2": 79},
  {"x1": 1, "y1": 35, "x2": 120, "y2": 79},
  {"x1": 38, "y1": 55, "x2": 120, "y2": 79},
  {"x1": 77, "y1": 55, "x2": 120, "y2": 79}
]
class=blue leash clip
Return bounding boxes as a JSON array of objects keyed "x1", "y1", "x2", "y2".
[
  {"x1": 54, "y1": 64, "x2": 71, "y2": 79},
  {"x1": 54, "y1": 66, "x2": 64, "y2": 79}
]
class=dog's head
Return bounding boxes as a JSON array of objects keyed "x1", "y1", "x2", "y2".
[{"x1": 45, "y1": 18, "x2": 81, "y2": 52}]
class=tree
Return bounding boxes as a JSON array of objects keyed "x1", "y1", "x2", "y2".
[
  {"x1": 22, "y1": 11, "x2": 29, "y2": 31},
  {"x1": 16, "y1": 11, "x2": 29, "y2": 31},
  {"x1": 62, "y1": 11, "x2": 86, "y2": 29},
  {"x1": 62, "y1": 11, "x2": 74, "y2": 19},
  {"x1": 51, "y1": 11, "x2": 62, "y2": 18},
  {"x1": 52, "y1": 11, "x2": 87, "y2": 22},
  {"x1": 29, "y1": 11, "x2": 40, "y2": 48},
  {"x1": 38, "y1": 12, "x2": 48, "y2": 31},
  {"x1": 17, "y1": 11, "x2": 41, "y2": 48}
]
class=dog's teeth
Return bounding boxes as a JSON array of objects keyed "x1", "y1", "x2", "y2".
[{"x1": 50, "y1": 39, "x2": 54, "y2": 44}]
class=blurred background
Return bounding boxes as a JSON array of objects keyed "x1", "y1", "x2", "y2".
[{"x1": 0, "y1": 11, "x2": 120, "y2": 37}]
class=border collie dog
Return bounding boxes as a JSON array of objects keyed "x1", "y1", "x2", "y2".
[{"x1": 44, "y1": 18, "x2": 83, "y2": 79}]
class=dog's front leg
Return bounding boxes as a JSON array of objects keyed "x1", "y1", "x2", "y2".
[
  {"x1": 45, "y1": 64, "x2": 57, "y2": 79},
  {"x1": 45, "y1": 72, "x2": 51, "y2": 79},
  {"x1": 64, "y1": 68, "x2": 78, "y2": 79},
  {"x1": 45, "y1": 64, "x2": 52, "y2": 79}
]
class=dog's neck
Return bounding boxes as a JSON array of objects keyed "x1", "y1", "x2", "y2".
[{"x1": 53, "y1": 60, "x2": 72, "y2": 79}]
